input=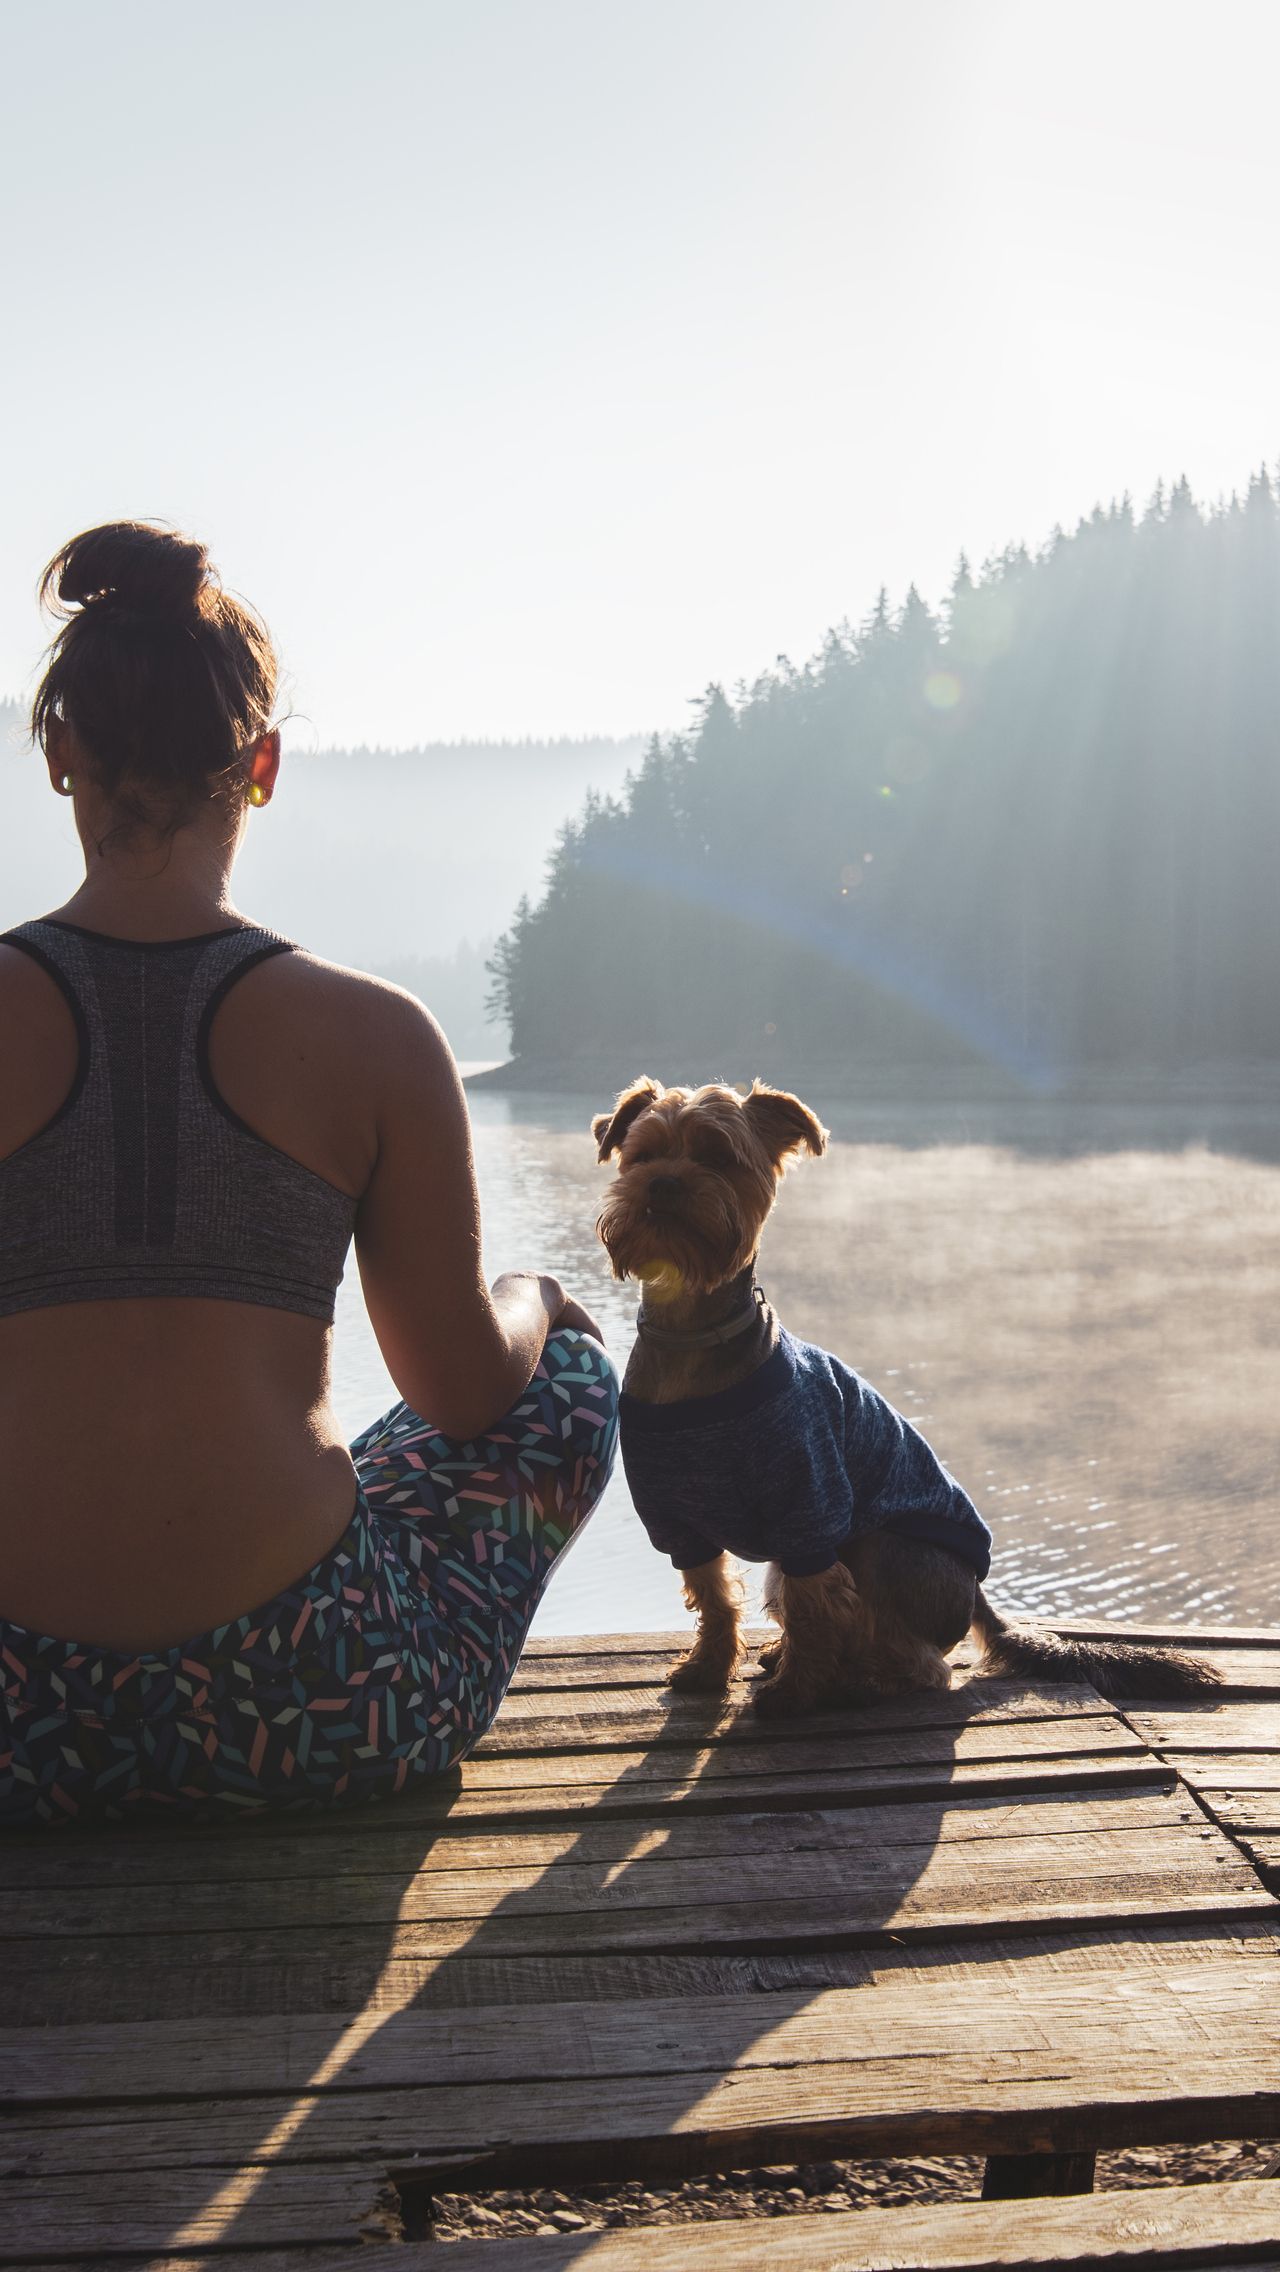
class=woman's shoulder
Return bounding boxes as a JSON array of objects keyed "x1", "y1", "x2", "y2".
[
  {"x1": 270, "y1": 939, "x2": 444, "y2": 1019},
  {"x1": 235, "y1": 937, "x2": 457, "y2": 1083}
]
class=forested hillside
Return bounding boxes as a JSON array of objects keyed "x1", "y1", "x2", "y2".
[{"x1": 488, "y1": 474, "x2": 1280, "y2": 1078}]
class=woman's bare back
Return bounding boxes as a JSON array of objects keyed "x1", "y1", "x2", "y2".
[{"x1": 0, "y1": 939, "x2": 403, "y2": 1647}]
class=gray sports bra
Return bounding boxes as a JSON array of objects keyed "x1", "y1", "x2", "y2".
[{"x1": 0, "y1": 920, "x2": 357, "y2": 1324}]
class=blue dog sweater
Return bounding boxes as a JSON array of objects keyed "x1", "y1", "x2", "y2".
[{"x1": 620, "y1": 1329, "x2": 992, "y2": 1580}]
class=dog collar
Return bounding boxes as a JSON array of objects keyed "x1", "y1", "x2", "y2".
[{"x1": 635, "y1": 1283, "x2": 766, "y2": 1349}]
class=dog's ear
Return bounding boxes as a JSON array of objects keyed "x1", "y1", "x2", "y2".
[
  {"x1": 741, "y1": 1081, "x2": 828, "y2": 1170},
  {"x1": 592, "y1": 1077, "x2": 663, "y2": 1162}
]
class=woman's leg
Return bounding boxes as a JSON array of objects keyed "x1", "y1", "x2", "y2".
[
  {"x1": 0, "y1": 1331, "x2": 618, "y2": 1825},
  {"x1": 350, "y1": 1326, "x2": 619, "y2": 1766}
]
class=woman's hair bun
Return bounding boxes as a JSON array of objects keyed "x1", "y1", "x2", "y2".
[
  {"x1": 32, "y1": 518, "x2": 278, "y2": 844},
  {"x1": 42, "y1": 521, "x2": 210, "y2": 621}
]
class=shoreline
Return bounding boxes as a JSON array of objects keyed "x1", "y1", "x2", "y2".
[{"x1": 465, "y1": 1053, "x2": 1280, "y2": 1106}]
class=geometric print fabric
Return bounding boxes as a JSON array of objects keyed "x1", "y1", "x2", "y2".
[{"x1": 0, "y1": 1328, "x2": 619, "y2": 1825}]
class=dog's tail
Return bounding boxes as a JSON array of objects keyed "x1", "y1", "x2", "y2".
[{"x1": 969, "y1": 1586, "x2": 1220, "y2": 1700}]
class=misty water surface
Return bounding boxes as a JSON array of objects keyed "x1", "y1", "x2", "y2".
[{"x1": 329, "y1": 1086, "x2": 1280, "y2": 1638}]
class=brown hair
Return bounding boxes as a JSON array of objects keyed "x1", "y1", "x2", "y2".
[{"x1": 31, "y1": 522, "x2": 279, "y2": 840}]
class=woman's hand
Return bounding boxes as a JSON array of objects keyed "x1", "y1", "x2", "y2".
[
  {"x1": 491, "y1": 1273, "x2": 607, "y2": 1348},
  {"x1": 549, "y1": 1290, "x2": 607, "y2": 1344}
]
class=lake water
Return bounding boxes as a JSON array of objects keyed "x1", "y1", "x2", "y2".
[{"x1": 329, "y1": 1085, "x2": 1280, "y2": 1638}]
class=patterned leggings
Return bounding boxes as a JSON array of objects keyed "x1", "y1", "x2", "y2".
[{"x1": 0, "y1": 1329, "x2": 619, "y2": 1826}]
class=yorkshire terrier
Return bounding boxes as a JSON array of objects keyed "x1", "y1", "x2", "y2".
[{"x1": 594, "y1": 1076, "x2": 1218, "y2": 1716}]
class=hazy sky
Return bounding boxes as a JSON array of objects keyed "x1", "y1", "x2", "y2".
[{"x1": 3, "y1": 0, "x2": 1278, "y2": 745}]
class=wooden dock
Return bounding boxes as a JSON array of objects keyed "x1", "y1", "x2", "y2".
[{"x1": 4, "y1": 1620, "x2": 1280, "y2": 2268}]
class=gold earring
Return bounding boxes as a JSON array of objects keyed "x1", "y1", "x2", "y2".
[
  {"x1": 58, "y1": 774, "x2": 74, "y2": 796},
  {"x1": 246, "y1": 781, "x2": 268, "y2": 807}
]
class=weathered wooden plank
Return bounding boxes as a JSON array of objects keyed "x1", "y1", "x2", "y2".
[
  {"x1": 5, "y1": 1772, "x2": 1264, "y2": 1990},
  {"x1": 510, "y1": 1650, "x2": 729, "y2": 1691},
  {"x1": 336, "y1": 1750, "x2": 1175, "y2": 1826},
  {"x1": 6, "y1": 1918, "x2": 1270, "y2": 2029},
  {"x1": 0, "y1": 1769, "x2": 1178, "y2": 1937},
  {"x1": 1127, "y1": 1700, "x2": 1280, "y2": 1752},
  {"x1": 1160, "y1": 1758, "x2": 1280, "y2": 1892},
  {"x1": 403, "y1": 2179, "x2": 1280, "y2": 2271},
  {"x1": 515, "y1": 1622, "x2": 1280, "y2": 1654},
  {"x1": 7, "y1": 1863, "x2": 1273, "y2": 1990},
  {"x1": 0, "y1": 2161, "x2": 404, "y2": 2260},
  {"x1": 462, "y1": 1710, "x2": 1143, "y2": 1777},
  {"x1": 518, "y1": 1627, "x2": 716, "y2": 1654},
  {"x1": 9, "y1": 1814, "x2": 1247, "y2": 1945},
  {"x1": 8, "y1": 1963, "x2": 1280, "y2": 2194},
  {"x1": 470, "y1": 1680, "x2": 1113, "y2": 1754},
  {"x1": 1176, "y1": 1755, "x2": 1280, "y2": 1798},
  {"x1": 9, "y1": 1952, "x2": 1278, "y2": 2108},
  {"x1": 0, "y1": 1786, "x2": 1196, "y2": 1895},
  {"x1": 512, "y1": 1621, "x2": 1279, "y2": 1680},
  {"x1": 0, "y1": 1703, "x2": 1151, "y2": 1869},
  {"x1": 0, "y1": 1760, "x2": 1171, "y2": 1900},
  {"x1": 1229, "y1": 1833, "x2": 1280, "y2": 1887},
  {"x1": 492, "y1": 1672, "x2": 1096, "y2": 1719},
  {"x1": 1195, "y1": 1781, "x2": 1280, "y2": 1835},
  {"x1": 27, "y1": 2179, "x2": 1280, "y2": 2272},
  {"x1": 507, "y1": 1643, "x2": 994, "y2": 1692},
  {"x1": 1056, "y1": 1618, "x2": 1280, "y2": 1648},
  {"x1": 0, "y1": 1736, "x2": 1164, "y2": 1884},
  {"x1": 515, "y1": 1642, "x2": 1280, "y2": 1695}
]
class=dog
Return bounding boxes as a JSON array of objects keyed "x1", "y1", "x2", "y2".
[{"x1": 594, "y1": 1075, "x2": 1219, "y2": 1715}]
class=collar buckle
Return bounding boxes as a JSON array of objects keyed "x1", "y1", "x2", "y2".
[{"x1": 636, "y1": 1282, "x2": 766, "y2": 1350}]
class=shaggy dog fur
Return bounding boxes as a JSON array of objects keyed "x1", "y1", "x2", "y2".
[{"x1": 595, "y1": 1075, "x2": 1219, "y2": 1715}]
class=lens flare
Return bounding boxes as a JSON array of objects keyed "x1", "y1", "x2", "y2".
[
  {"x1": 923, "y1": 670, "x2": 962, "y2": 710},
  {"x1": 577, "y1": 836, "x2": 1055, "y2": 1086}
]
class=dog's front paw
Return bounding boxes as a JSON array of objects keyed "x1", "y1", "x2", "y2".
[
  {"x1": 752, "y1": 1667, "x2": 820, "y2": 1717},
  {"x1": 668, "y1": 1650, "x2": 734, "y2": 1694},
  {"x1": 753, "y1": 1639, "x2": 784, "y2": 1677}
]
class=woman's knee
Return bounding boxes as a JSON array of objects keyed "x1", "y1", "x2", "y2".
[{"x1": 534, "y1": 1327, "x2": 620, "y2": 1508}]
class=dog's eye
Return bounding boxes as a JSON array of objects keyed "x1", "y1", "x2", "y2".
[{"x1": 692, "y1": 1135, "x2": 733, "y2": 1168}]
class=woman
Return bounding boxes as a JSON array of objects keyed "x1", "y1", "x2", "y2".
[{"x1": 0, "y1": 522, "x2": 618, "y2": 1825}]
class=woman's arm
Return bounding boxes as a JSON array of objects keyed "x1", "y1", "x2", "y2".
[{"x1": 354, "y1": 986, "x2": 597, "y2": 1440}]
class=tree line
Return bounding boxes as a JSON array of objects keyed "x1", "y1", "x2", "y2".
[{"x1": 487, "y1": 472, "x2": 1280, "y2": 1077}]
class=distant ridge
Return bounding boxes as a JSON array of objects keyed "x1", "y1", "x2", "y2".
[
  {"x1": 0, "y1": 708, "x2": 646, "y2": 1050},
  {"x1": 4, "y1": 704, "x2": 645, "y2": 765},
  {"x1": 286, "y1": 732, "x2": 645, "y2": 760}
]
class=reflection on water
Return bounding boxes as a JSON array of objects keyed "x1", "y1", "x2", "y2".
[{"x1": 330, "y1": 1088, "x2": 1280, "y2": 1637}]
